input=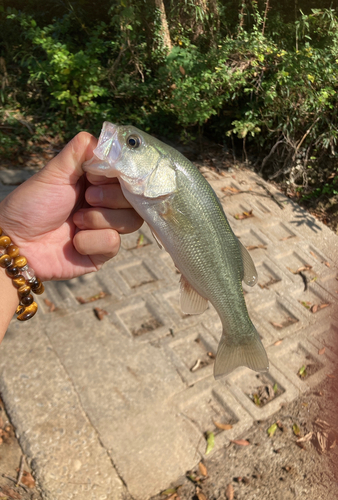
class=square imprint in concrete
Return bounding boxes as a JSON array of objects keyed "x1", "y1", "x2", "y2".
[
  {"x1": 118, "y1": 302, "x2": 163, "y2": 337},
  {"x1": 118, "y1": 261, "x2": 158, "y2": 289},
  {"x1": 65, "y1": 275, "x2": 115, "y2": 301},
  {"x1": 183, "y1": 388, "x2": 239, "y2": 434},
  {"x1": 173, "y1": 378, "x2": 254, "y2": 454},
  {"x1": 275, "y1": 249, "x2": 317, "y2": 278},
  {"x1": 237, "y1": 228, "x2": 269, "y2": 251},
  {"x1": 256, "y1": 261, "x2": 283, "y2": 291},
  {"x1": 172, "y1": 334, "x2": 215, "y2": 374},
  {"x1": 268, "y1": 336, "x2": 333, "y2": 392},
  {"x1": 226, "y1": 364, "x2": 299, "y2": 420},
  {"x1": 265, "y1": 221, "x2": 297, "y2": 242},
  {"x1": 162, "y1": 327, "x2": 218, "y2": 385},
  {"x1": 253, "y1": 199, "x2": 273, "y2": 214},
  {"x1": 296, "y1": 283, "x2": 332, "y2": 317},
  {"x1": 278, "y1": 342, "x2": 323, "y2": 380},
  {"x1": 309, "y1": 322, "x2": 338, "y2": 355},
  {"x1": 256, "y1": 297, "x2": 300, "y2": 335},
  {"x1": 236, "y1": 371, "x2": 285, "y2": 409}
]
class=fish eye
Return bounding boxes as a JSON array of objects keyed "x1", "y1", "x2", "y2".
[{"x1": 127, "y1": 135, "x2": 141, "y2": 149}]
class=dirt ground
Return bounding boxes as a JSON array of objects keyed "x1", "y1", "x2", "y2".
[{"x1": 150, "y1": 374, "x2": 338, "y2": 500}]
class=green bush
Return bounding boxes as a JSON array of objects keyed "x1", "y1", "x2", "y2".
[{"x1": 0, "y1": 0, "x2": 337, "y2": 199}]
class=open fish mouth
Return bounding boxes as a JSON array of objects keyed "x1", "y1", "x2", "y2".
[{"x1": 83, "y1": 122, "x2": 122, "y2": 175}]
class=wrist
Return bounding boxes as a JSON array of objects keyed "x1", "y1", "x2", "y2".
[{"x1": 0, "y1": 266, "x2": 19, "y2": 342}]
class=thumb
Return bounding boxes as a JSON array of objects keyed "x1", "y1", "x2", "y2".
[{"x1": 38, "y1": 132, "x2": 98, "y2": 186}]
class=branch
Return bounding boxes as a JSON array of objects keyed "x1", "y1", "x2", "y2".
[{"x1": 260, "y1": 138, "x2": 284, "y2": 172}]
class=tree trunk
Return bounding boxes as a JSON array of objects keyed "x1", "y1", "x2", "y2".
[{"x1": 155, "y1": 0, "x2": 172, "y2": 51}]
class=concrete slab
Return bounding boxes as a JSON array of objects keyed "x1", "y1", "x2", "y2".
[{"x1": 0, "y1": 320, "x2": 126, "y2": 500}]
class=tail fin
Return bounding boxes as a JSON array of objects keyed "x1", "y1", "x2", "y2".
[{"x1": 214, "y1": 326, "x2": 269, "y2": 379}]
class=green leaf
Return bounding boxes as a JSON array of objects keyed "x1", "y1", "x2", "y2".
[
  {"x1": 293, "y1": 423, "x2": 301, "y2": 436},
  {"x1": 273, "y1": 383, "x2": 278, "y2": 393},
  {"x1": 298, "y1": 365, "x2": 307, "y2": 377},
  {"x1": 205, "y1": 431, "x2": 215, "y2": 455},
  {"x1": 253, "y1": 393, "x2": 261, "y2": 406},
  {"x1": 268, "y1": 423, "x2": 278, "y2": 437},
  {"x1": 161, "y1": 488, "x2": 177, "y2": 495}
]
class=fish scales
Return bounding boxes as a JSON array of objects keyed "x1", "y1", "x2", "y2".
[{"x1": 83, "y1": 122, "x2": 269, "y2": 377}]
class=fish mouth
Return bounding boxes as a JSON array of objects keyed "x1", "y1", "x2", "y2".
[{"x1": 82, "y1": 121, "x2": 122, "y2": 175}]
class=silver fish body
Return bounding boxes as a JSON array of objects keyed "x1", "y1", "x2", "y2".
[{"x1": 83, "y1": 122, "x2": 269, "y2": 377}]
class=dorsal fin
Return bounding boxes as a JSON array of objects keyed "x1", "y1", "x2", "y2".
[{"x1": 237, "y1": 239, "x2": 258, "y2": 287}]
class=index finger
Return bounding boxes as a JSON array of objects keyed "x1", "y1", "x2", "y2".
[{"x1": 86, "y1": 173, "x2": 120, "y2": 185}]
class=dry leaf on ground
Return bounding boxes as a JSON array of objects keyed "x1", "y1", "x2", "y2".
[
  {"x1": 76, "y1": 291, "x2": 108, "y2": 304},
  {"x1": 225, "y1": 483, "x2": 234, "y2": 500},
  {"x1": 198, "y1": 462, "x2": 208, "y2": 477},
  {"x1": 196, "y1": 487, "x2": 207, "y2": 500},
  {"x1": 221, "y1": 186, "x2": 241, "y2": 194},
  {"x1": 44, "y1": 298, "x2": 56, "y2": 312},
  {"x1": 296, "y1": 432, "x2": 313, "y2": 443},
  {"x1": 94, "y1": 307, "x2": 108, "y2": 320},
  {"x1": 234, "y1": 210, "x2": 254, "y2": 220},
  {"x1": 20, "y1": 471, "x2": 35, "y2": 488},
  {"x1": 0, "y1": 486, "x2": 21, "y2": 499},
  {"x1": 214, "y1": 421, "x2": 233, "y2": 431},
  {"x1": 231, "y1": 439, "x2": 250, "y2": 446}
]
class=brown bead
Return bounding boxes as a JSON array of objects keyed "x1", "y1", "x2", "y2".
[
  {"x1": 18, "y1": 284, "x2": 31, "y2": 298},
  {"x1": 14, "y1": 255, "x2": 28, "y2": 268},
  {"x1": 6, "y1": 265, "x2": 20, "y2": 278},
  {"x1": 0, "y1": 235, "x2": 11, "y2": 248},
  {"x1": 16, "y1": 302, "x2": 38, "y2": 321},
  {"x1": 20, "y1": 294, "x2": 34, "y2": 306},
  {"x1": 0, "y1": 255, "x2": 12, "y2": 268},
  {"x1": 12, "y1": 276, "x2": 26, "y2": 288},
  {"x1": 31, "y1": 282, "x2": 44, "y2": 295},
  {"x1": 30, "y1": 278, "x2": 41, "y2": 288},
  {"x1": 16, "y1": 305, "x2": 25, "y2": 315},
  {"x1": 7, "y1": 244, "x2": 20, "y2": 258}
]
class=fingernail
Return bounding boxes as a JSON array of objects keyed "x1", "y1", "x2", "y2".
[{"x1": 87, "y1": 186, "x2": 103, "y2": 204}]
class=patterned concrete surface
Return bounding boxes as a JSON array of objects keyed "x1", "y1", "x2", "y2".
[{"x1": 0, "y1": 167, "x2": 338, "y2": 499}]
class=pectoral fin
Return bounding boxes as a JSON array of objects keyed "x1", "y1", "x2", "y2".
[
  {"x1": 180, "y1": 275, "x2": 209, "y2": 315},
  {"x1": 149, "y1": 227, "x2": 163, "y2": 249},
  {"x1": 238, "y1": 239, "x2": 258, "y2": 287},
  {"x1": 144, "y1": 158, "x2": 176, "y2": 198}
]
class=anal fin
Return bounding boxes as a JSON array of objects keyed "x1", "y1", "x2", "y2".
[
  {"x1": 237, "y1": 239, "x2": 258, "y2": 287},
  {"x1": 180, "y1": 275, "x2": 208, "y2": 315}
]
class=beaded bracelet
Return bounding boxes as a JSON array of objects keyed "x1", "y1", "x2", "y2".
[{"x1": 0, "y1": 226, "x2": 44, "y2": 321}]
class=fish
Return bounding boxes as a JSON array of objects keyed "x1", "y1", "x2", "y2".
[{"x1": 83, "y1": 122, "x2": 269, "y2": 378}]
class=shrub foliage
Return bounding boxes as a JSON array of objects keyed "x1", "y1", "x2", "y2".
[{"x1": 1, "y1": 0, "x2": 338, "y2": 195}]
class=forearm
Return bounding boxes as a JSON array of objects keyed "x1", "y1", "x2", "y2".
[{"x1": 0, "y1": 268, "x2": 19, "y2": 343}]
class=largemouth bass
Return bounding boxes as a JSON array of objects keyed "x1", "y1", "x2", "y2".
[{"x1": 83, "y1": 122, "x2": 269, "y2": 377}]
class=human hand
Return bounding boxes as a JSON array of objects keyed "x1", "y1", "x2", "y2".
[{"x1": 0, "y1": 132, "x2": 143, "y2": 281}]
